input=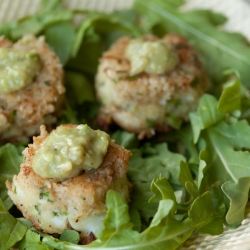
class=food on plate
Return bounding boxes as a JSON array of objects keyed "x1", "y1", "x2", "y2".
[
  {"x1": 0, "y1": 34, "x2": 65, "y2": 141},
  {"x1": 1, "y1": 0, "x2": 250, "y2": 249},
  {"x1": 95, "y1": 34, "x2": 210, "y2": 139},
  {"x1": 6, "y1": 124, "x2": 132, "y2": 242}
]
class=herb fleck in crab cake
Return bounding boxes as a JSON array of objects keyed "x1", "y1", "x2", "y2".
[
  {"x1": 6, "y1": 124, "x2": 132, "y2": 243},
  {"x1": 95, "y1": 34, "x2": 210, "y2": 139},
  {"x1": 0, "y1": 35, "x2": 65, "y2": 141}
]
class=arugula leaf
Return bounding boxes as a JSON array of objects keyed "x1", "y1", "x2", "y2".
[
  {"x1": 141, "y1": 199, "x2": 192, "y2": 250},
  {"x1": 197, "y1": 95, "x2": 225, "y2": 128},
  {"x1": 58, "y1": 70, "x2": 97, "y2": 125},
  {"x1": 41, "y1": 0, "x2": 64, "y2": 13},
  {"x1": 149, "y1": 177, "x2": 176, "y2": 203},
  {"x1": 127, "y1": 143, "x2": 188, "y2": 224},
  {"x1": 58, "y1": 69, "x2": 101, "y2": 127},
  {"x1": 58, "y1": 103, "x2": 79, "y2": 125},
  {"x1": 129, "y1": 181, "x2": 158, "y2": 223},
  {"x1": 178, "y1": 161, "x2": 195, "y2": 189},
  {"x1": 190, "y1": 71, "x2": 242, "y2": 144},
  {"x1": 190, "y1": 94, "x2": 225, "y2": 144},
  {"x1": 0, "y1": 0, "x2": 73, "y2": 41},
  {"x1": 19, "y1": 230, "x2": 53, "y2": 250},
  {"x1": 0, "y1": 199, "x2": 27, "y2": 250},
  {"x1": 60, "y1": 229, "x2": 80, "y2": 244},
  {"x1": 66, "y1": 37, "x2": 102, "y2": 75},
  {"x1": 0, "y1": 144, "x2": 23, "y2": 209},
  {"x1": 197, "y1": 150, "x2": 209, "y2": 190},
  {"x1": 198, "y1": 120, "x2": 250, "y2": 225},
  {"x1": 111, "y1": 130, "x2": 139, "y2": 149},
  {"x1": 150, "y1": 177, "x2": 224, "y2": 236},
  {"x1": 65, "y1": 71, "x2": 95, "y2": 107},
  {"x1": 189, "y1": 76, "x2": 250, "y2": 226},
  {"x1": 188, "y1": 193, "x2": 225, "y2": 235},
  {"x1": 41, "y1": 234, "x2": 64, "y2": 249},
  {"x1": 128, "y1": 206, "x2": 141, "y2": 232},
  {"x1": 72, "y1": 12, "x2": 141, "y2": 57},
  {"x1": 67, "y1": 12, "x2": 141, "y2": 75},
  {"x1": 9, "y1": 18, "x2": 44, "y2": 40},
  {"x1": 217, "y1": 70, "x2": 241, "y2": 113},
  {"x1": 222, "y1": 177, "x2": 250, "y2": 225},
  {"x1": 45, "y1": 21, "x2": 75, "y2": 65},
  {"x1": 5, "y1": 11, "x2": 73, "y2": 41},
  {"x1": 128, "y1": 143, "x2": 186, "y2": 186},
  {"x1": 80, "y1": 183, "x2": 223, "y2": 250},
  {"x1": 133, "y1": 0, "x2": 250, "y2": 88},
  {"x1": 93, "y1": 190, "x2": 137, "y2": 246}
]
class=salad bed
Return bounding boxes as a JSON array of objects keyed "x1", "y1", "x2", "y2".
[{"x1": 1, "y1": 0, "x2": 250, "y2": 249}]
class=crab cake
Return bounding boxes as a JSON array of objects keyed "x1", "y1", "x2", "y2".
[
  {"x1": 0, "y1": 34, "x2": 65, "y2": 141},
  {"x1": 95, "y1": 34, "x2": 210, "y2": 139},
  {"x1": 6, "y1": 124, "x2": 131, "y2": 240}
]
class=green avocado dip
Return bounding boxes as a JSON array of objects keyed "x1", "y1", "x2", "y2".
[
  {"x1": 32, "y1": 125, "x2": 111, "y2": 180},
  {"x1": 125, "y1": 39, "x2": 179, "y2": 76},
  {"x1": 0, "y1": 48, "x2": 41, "y2": 94}
]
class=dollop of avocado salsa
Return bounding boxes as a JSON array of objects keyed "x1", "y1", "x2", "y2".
[
  {"x1": 125, "y1": 39, "x2": 179, "y2": 76},
  {"x1": 0, "y1": 48, "x2": 41, "y2": 94},
  {"x1": 32, "y1": 125, "x2": 111, "y2": 180}
]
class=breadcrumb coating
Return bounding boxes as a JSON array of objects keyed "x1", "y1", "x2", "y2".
[
  {"x1": 0, "y1": 35, "x2": 65, "y2": 141},
  {"x1": 6, "y1": 124, "x2": 132, "y2": 240},
  {"x1": 95, "y1": 34, "x2": 210, "y2": 139}
]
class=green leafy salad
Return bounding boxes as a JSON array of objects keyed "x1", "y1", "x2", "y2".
[{"x1": 1, "y1": 0, "x2": 250, "y2": 249}]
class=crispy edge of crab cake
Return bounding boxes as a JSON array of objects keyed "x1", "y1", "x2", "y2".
[
  {"x1": 0, "y1": 35, "x2": 65, "y2": 141},
  {"x1": 95, "y1": 34, "x2": 210, "y2": 139},
  {"x1": 6, "y1": 125, "x2": 132, "y2": 241}
]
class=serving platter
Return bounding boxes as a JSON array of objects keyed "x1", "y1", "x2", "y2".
[{"x1": 1, "y1": 0, "x2": 250, "y2": 249}]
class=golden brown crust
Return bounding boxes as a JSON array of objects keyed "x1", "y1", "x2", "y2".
[
  {"x1": 6, "y1": 124, "x2": 132, "y2": 237},
  {"x1": 0, "y1": 35, "x2": 65, "y2": 141},
  {"x1": 95, "y1": 34, "x2": 210, "y2": 139}
]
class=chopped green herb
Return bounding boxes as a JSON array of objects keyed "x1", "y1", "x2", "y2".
[
  {"x1": 53, "y1": 210, "x2": 68, "y2": 216},
  {"x1": 52, "y1": 211, "x2": 58, "y2": 216},
  {"x1": 34, "y1": 205, "x2": 40, "y2": 215},
  {"x1": 59, "y1": 211, "x2": 68, "y2": 216},
  {"x1": 39, "y1": 191, "x2": 49, "y2": 199}
]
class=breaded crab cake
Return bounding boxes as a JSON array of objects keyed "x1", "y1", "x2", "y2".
[
  {"x1": 0, "y1": 34, "x2": 65, "y2": 141},
  {"x1": 95, "y1": 34, "x2": 210, "y2": 139},
  {"x1": 6, "y1": 124, "x2": 131, "y2": 241}
]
